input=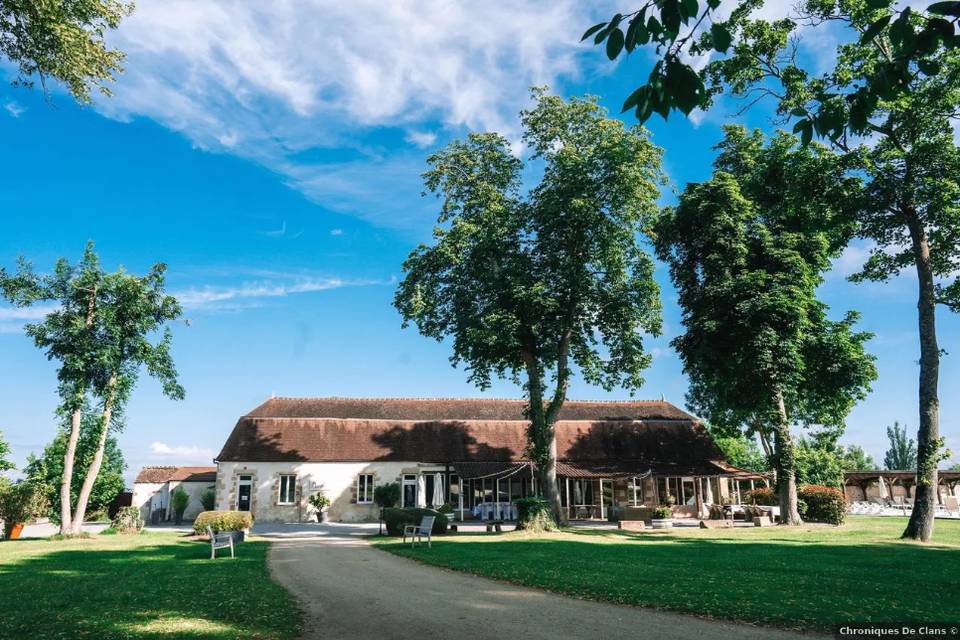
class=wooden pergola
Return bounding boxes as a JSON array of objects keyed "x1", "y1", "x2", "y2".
[{"x1": 844, "y1": 470, "x2": 960, "y2": 503}]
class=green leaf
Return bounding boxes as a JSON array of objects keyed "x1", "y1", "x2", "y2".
[
  {"x1": 621, "y1": 86, "x2": 647, "y2": 113},
  {"x1": 917, "y1": 59, "x2": 941, "y2": 75},
  {"x1": 581, "y1": 22, "x2": 606, "y2": 42},
  {"x1": 606, "y1": 28, "x2": 625, "y2": 59},
  {"x1": 865, "y1": 0, "x2": 891, "y2": 7},
  {"x1": 800, "y1": 120, "x2": 813, "y2": 147},
  {"x1": 681, "y1": 0, "x2": 699, "y2": 21},
  {"x1": 662, "y1": 0, "x2": 682, "y2": 36},
  {"x1": 929, "y1": 1, "x2": 960, "y2": 17},
  {"x1": 861, "y1": 14, "x2": 891, "y2": 44},
  {"x1": 711, "y1": 23, "x2": 732, "y2": 52}
]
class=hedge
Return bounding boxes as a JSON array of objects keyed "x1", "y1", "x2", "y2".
[
  {"x1": 382, "y1": 508, "x2": 447, "y2": 536},
  {"x1": 111, "y1": 506, "x2": 144, "y2": 534},
  {"x1": 193, "y1": 510, "x2": 254, "y2": 535},
  {"x1": 799, "y1": 485, "x2": 846, "y2": 525},
  {"x1": 744, "y1": 487, "x2": 777, "y2": 506}
]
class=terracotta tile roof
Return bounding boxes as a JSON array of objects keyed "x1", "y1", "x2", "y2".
[
  {"x1": 216, "y1": 397, "x2": 726, "y2": 471},
  {"x1": 134, "y1": 466, "x2": 217, "y2": 484}
]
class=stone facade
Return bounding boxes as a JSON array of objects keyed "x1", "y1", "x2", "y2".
[{"x1": 215, "y1": 461, "x2": 427, "y2": 523}]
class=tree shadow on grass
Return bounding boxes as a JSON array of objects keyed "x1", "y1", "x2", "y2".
[
  {"x1": 0, "y1": 538, "x2": 300, "y2": 640},
  {"x1": 383, "y1": 532, "x2": 960, "y2": 630}
]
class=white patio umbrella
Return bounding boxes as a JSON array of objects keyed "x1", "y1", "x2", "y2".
[
  {"x1": 877, "y1": 476, "x2": 888, "y2": 500},
  {"x1": 573, "y1": 480, "x2": 583, "y2": 505},
  {"x1": 433, "y1": 473, "x2": 445, "y2": 508}
]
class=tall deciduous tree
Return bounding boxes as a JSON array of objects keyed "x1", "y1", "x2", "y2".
[
  {"x1": 656, "y1": 127, "x2": 876, "y2": 524},
  {"x1": 395, "y1": 90, "x2": 664, "y2": 522},
  {"x1": 1, "y1": 242, "x2": 183, "y2": 534},
  {"x1": 590, "y1": 0, "x2": 959, "y2": 542},
  {"x1": 0, "y1": 0, "x2": 133, "y2": 103},
  {"x1": 884, "y1": 421, "x2": 918, "y2": 470},
  {"x1": 24, "y1": 404, "x2": 125, "y2": 522}
]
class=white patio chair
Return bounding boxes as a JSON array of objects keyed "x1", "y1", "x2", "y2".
[
  {"x1": 206, "y1": 525, "x2": 234, "y2": 560},
  {"x1": 402, "y1": 516, "x2": 435, "y2": 548}
]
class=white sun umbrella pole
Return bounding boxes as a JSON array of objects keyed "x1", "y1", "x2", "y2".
[{"x1": 878, "y1": 475, "x2": 888, "y2": 501}]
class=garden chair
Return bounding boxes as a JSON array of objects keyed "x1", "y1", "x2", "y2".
[
  {"x1": 402, "y1": 516, "x2": 435, "y2": 548},
  {"x1": 206, "y1": 526, "x2": 234, "y2": 560}
]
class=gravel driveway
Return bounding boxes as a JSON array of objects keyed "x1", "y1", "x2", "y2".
[{"x1": 268, "y1": 527, "x2": 820, "y2": 640}]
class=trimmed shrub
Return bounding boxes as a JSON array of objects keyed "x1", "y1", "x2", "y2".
[
  {"x1": 200, "y1": 488, "x2": 216, "y2": 512},
  {"x1": 652, "y1": 506, "x2": 673, "y2": 520},
  {"x1": 799, "y1": 485, "x2": 846, "y2": 525},
  {"x1": 193, "y1": 510, "x2": 254, "y2": 535},
  {"x1": 111, "y1": 506, "x2": 144, "y2": 534},
  {"x1": 170, "y1": 486, "x2": 190, "y2": 514},
  {"x1": 515, "y1": 497, "x2": 557, "y2": 532},
  {"x1": 374, "y1": 482, "x2": 401, "y2": 508},
  {"x1": 382, "y1": 508, "x2": 447, "y2": 536},
  {"x1": 0, "y1": 480, "x2": 48, "y2": 538},
  {"x1": 744, "y1": 487, "x2": 777, "y2": 506}
]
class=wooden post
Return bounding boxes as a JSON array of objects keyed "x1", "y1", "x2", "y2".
[
  {"x1": 599, "y1": 478, "x2": 605, "y2": 520},
  {"x1": 495, "y1": 479, "x2": 501, "y2": 520},
  {"x1": 695, "y1": 477, "x2": 703, "y2": 519},
  {"x1": 565, "y1": 477, "x2": 571, "y2": 521},
  {"x1": 458, "y1": 476, "x2": 464, "y2": 521}
]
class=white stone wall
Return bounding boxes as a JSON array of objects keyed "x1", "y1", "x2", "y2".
[
  {"x1": 132, "y1": 482, "x2": 166, "y2": 521},
  {"x1": 215, "y1": 461, "x2": 426, "y2": 523},
  {"x1": 167, "y1": 480, "x2": 216, "y2": 520}
]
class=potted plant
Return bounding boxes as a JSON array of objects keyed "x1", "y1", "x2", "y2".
[
  {"x1": 0, "y1": 479, "x2": 48, "y2": 540},
  {"x1": 309, "y1": 490, "x2": 331, "y2": 522},
  {"x1": 170, "y1": 486, "x2": 190, "y2": 525},
  {"x1": 374, "y1": 482, "x2": 400, "y2": 534},
  {"x1": 651, "y1": 506, "x2": 674, "y2": 529}
]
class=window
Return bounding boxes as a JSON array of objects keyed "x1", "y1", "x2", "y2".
[
  {"x1": 402, "y1": 474, "x2": 417, "y2": 507},
  {"x1": 357, "y1": 474, "x2": 374, "y2": 504},
  {"x1": 629, "y1": 477, "x2": 644, "y2": 506},
  {"x1": 278, "y1": 474, "x2": 296, "y2": 505}
]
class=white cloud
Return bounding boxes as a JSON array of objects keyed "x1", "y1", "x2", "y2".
[
  {"x1": 174, "y1": 275, "x2": 383, "y2": 310},
  {"x1": 94, "y1": 1, "x2": 607, "y2": 230},
  {"x1": 329, "y1": 228, "x2": 344, "y2": 236},
  {"x1": 0, "y1": 304, "x2": 57, "y2": 321},
  {"x1": 149, "y1": 441, "x2": 216, "y2": 460},
  {"x1": 4, "y1": 101, "x2": 25, "y2": 118},
  {"x1": 405, "y1": 130, "x2": 438, "y2": 148}
]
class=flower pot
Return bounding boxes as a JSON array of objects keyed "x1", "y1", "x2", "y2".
[
  {"x1": 650, "y1": 518, "x2": 673, "y2": 530},
  {"x1": 315, "y1": 511, "x2": 327, "y2": 523},
  {"x1": 174, "y1": 511, "x2": 184, "y2": 526},
  {"x1": 7, "y1": 522, "x2": 25, "y2": 540}
]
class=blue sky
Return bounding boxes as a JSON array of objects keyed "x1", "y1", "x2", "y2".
[{"x1": 0, "y1": 1, "x2": 956, "y2": 483}]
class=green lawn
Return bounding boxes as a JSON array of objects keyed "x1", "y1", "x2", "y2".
[
  {"x1": 374, "y1": 516, "x2": 960, "y2": 631},
  {"x1": 0, "y1": 532, "x2": 301, "y2": 639}
]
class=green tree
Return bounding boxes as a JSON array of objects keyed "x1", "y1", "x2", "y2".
[
  {"x1": 842, "y1": 445, "x2": 878, "y2": 471},
  {"x1": 0, "y1": 0, "x2": 133, "y2": 103},
  {"x1": 0, "y1": 431, "x2": 14, "y2": 473},
  {"x1": 395, "y1": 90, "x2": 664, "y2": 522},
  {"x1": 656, "y1": 127, "x2": 876, "y2": 524},
  {"x1": 884, "y1": 421, "x2": 918, "y2": 470},
  {"x1": 590, "y1": 0, "x2": 958, "y2": 542},
  {"x1": 795, "y1": 436, "x2": 847, "y2": 488},
  {"x1": 711, "y1": 432, "x2": 769, "y2": 474},
  {"x1": 2, "y1": 241, "x2": 184, "y2": 534},
  {"x1": 23, "y1": 405, "x2": 125, "y2": 523}
]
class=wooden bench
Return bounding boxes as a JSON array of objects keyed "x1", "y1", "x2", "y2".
[
  {"x1": 485, "y1": 520, "x2": 503, "y2": 532},
  {"x1": 206, "y1": 525, "x2": 234, "y2": 559},
  {"x1": 403, "y1": 515, "x2": 435, "y2": 547}
]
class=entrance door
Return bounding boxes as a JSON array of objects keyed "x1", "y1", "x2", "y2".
[
  {"x1": 402, "y1": 474, "x2": 417, "y2": 507},
  {"x1": 237, "y1": 475, "x2": 252, "y2": 512}
]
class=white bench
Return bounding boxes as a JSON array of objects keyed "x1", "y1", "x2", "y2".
[
  {"x1": 206, "y1": 525, "x2": 235, "y2": 559},
  {"x1": 402, "y1": 516, "x2": 435, "y2": 548}
]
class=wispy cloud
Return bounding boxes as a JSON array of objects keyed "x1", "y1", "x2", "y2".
[
  {"x1": 329, "y1": 228, "x2": 344, "y2": 236},
  {"x1": 174, "y1": 275, "x2": 384, "y2": 310},
  {"x1": 405, "y1": 130, "x2": 437, "y2": 148},
  {"x1": 4, "y1": 101, "x2": 25, "y2": 118},
  {"x1": 149, "y1": 441, "x2": 215, "y2": 460},
  {"x1": 93, "y1": 1, "x2": 608, "y2": 230}
]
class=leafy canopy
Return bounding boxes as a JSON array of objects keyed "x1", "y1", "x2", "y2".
[
  {"x1": 395, "y1": 89, "x2": 664, "y2": 466},
  {"x1": 656, "y1": 126, "x2": 876, "y2": 435},
  {"x1": 0, "y1": 0, "x2": 133, "y2": 103},
  {"x1": 0, "y1": 431, "x2": 14, "y2": 473},
  {"x1": 884, "y1": 421, "x2": 918, "y2": 470}
]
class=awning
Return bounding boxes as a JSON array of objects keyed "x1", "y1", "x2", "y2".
[
  {"x1": 452, "y1": 461, "x2": 532, "y2": 480},
  {"x1": 556, "y1": 460, "x2": 765, "y2": 479},
  {"x1": 556, "y1": 461, "x2": 653, "y2": 479}
]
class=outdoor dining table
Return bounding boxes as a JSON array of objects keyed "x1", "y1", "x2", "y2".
[{"x1": 472, "y1": 502, "x2": 516, "y2": 520}]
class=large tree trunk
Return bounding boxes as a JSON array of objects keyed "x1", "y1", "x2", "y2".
[
  {"x1": 60, "y1": 287, "x2": 97, "y2": 535},
  {"x1": 903, "y1": 213, "x2": 939, "y2": 542},
  {"x1": 70, "y1": 376, "x2": 116, "y2": 534},
  {"x1": 58, "y1": 401, "x2": 83, "y2": 535},
  {"x1": 523, "y1": 349, "x2": 563, "y2": 524},
  {"x1": 773, "y1": 392, "x2": 802, "y2": 525}
]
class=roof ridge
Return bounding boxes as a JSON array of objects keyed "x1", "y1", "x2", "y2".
[{"x1": 264, "y1": 396, "x2": 670, "y2": 404}]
